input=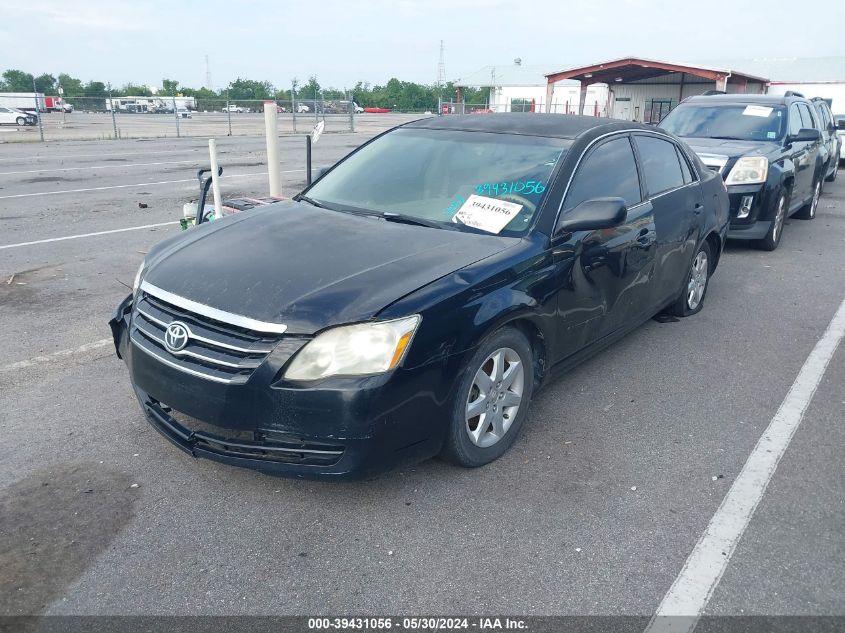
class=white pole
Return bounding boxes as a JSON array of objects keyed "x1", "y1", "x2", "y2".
[
  {"x1": 208, "y1": 138, "x2": 223, "y2": 221},
  {"x1": 263, "y1": 101, "x2": 282, "y2": 197}
]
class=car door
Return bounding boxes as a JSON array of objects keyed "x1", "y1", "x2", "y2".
[
  {"x1": 554, "y1": 134, "x2": 657, "y2": 352},
  {"x1": 786, "y1": 103, "x2": 811, "y2": 205},
  {"x1": 0, "y1": 107, "x2": 13, "y2": 124},
  {"x1": 632, "y1": 133, "x2": 702, "y2": 306}
]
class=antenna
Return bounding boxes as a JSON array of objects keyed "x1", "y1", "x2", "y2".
[
  {"x1": 205, "y1": 55, "x2": 213, "y2": 91},
  {"x1": 437, "y1": 40, "x2": 446, "y2": 90}
]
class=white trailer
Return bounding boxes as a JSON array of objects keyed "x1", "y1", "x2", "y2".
[{"x1": 0, "y1": 92, "x2": 46, "y2": 113}]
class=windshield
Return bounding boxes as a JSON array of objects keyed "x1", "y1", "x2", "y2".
[
  {"x1": 303, "y1": 128, "x2": 570, "y2": 236},
  {"x1": 659, "y1": 104, "x2": 787, "y2": 142}
]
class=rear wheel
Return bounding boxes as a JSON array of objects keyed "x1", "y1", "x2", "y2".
[
  {"x1": 441, "y1": 327, "x2": 534, "y2": 468},
  {"x1": 753, "y1": 192, "x2": 787, "y2": 251},
  {"x1": 668, "y1": 240, "x2": 711, "y2": 317},
  {"x1": 794, "y1": 179, "x2": 820, "y2": 220}
]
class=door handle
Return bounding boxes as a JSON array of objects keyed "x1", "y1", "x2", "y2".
[{"x1": 694, "y1": 203, "x2": 704, "y2": 215}]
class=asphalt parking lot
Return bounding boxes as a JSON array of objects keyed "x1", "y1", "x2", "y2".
[{"x1": 1, "y1": 131, "x2": 843, "y2": 620}]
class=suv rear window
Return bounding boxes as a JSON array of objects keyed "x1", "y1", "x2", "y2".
[{"x1": 659, "y1": 103, "x2": 787, "y2": 142}]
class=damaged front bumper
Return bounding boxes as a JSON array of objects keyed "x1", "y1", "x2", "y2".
[{"x1": 109, "y1": 294, "x2": 450, "y2": 480}]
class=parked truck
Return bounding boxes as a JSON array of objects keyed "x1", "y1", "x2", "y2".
[
  {"x1": 44, "y1": 96, "x2": 73, "y2": 113},
  {"x1": 0, "y1": 92, "x2": 45, "y2": 113}
]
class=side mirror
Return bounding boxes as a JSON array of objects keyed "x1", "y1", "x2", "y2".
[
  {"x1": 557, "y1": 197, "x2": 627, "y2": 234},
  {"x1": 837, "y1": 120, "x2": 845, "y2": 132},
  {"x1": 787, "y1": 128, "x2": 821, "y2": 144}
]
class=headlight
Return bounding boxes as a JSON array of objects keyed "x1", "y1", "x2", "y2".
[
  {"x1": 284, "y1": 315, "x2": 421, "y2": 381},
  {"x1": 132, "y1": 261, "x2": 145, "y2": 293},
  {"x1": 725, "y1": 156, "x2": 768, "y2": 185}
]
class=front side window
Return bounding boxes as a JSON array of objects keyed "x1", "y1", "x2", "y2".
[
  {"x1": 788, "y1": 105, "x2": 803, "y2": 135},
  {"x1": 304, "y1": 128, "x2": 570, "y2": 236},
  {"x1": 798, "y1": 103, "x2": 817, "y2": 130},
  {"x1": 660, "y1": 103, "x2": 787, "y2": 142},
  {"x1": 564, "y1": 137, "x2": 642, "y2": 211},
  {"x1": 634, "y1": 136, "x2": 685, "y2": 196}
]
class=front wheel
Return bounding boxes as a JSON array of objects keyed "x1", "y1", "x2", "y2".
[
  {"x1": 825, "y1": 158, "x2": 838, "y2": 183},
  {"x1": 668, "y1": 240, "x2": 712, "y2": 317},
  {"x1": 753, "y1": 192, "x2": 787, "y2": 251},
  {"x1": 16, "y1": 117, "x2": 26, "y2": 126},
  {"x1": 794, "y1": 179, "x2": 820, "y2": 220},
  {"x1": 441, "y1": 327, "x2": 534, "y2": 468}
]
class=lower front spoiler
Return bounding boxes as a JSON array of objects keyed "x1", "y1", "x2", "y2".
[
  {"x1": 134, "y1": 386, "x2": 438, "y2": 481},
  {"x1": 727, "y1": 220, "x2": 771, "y2": 241}
]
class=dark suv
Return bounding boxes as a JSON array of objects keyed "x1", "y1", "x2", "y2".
[
  {"x1": 810, "y1": 97, "x2": 841, "y2": 185},
  {"x1": 659, "y1": 94, "x2": 823, "y2": 250}
]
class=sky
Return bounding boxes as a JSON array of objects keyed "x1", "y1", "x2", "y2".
[{"x1": 1, "y1": 0, "x2": 842, "y2": 91}]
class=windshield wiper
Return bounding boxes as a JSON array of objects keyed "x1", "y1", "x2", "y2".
[
  {"x1": 380, "y1": 212, "x2": 454, "y2": 230},
  {"x1": 708, "y1": 135, "x2": 744, "y2": 140},
  {"x1": 295, "y1": 194, "x2": 331, "y2": 210}
]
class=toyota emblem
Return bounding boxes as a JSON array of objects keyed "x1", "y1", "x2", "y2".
[{"x1": 164, "y1": 321, "x2": 190, "y2": 352}]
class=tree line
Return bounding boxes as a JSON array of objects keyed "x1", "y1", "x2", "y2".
[{"x1": 0, "y1": 69, "x2": 489, "y2": 111}]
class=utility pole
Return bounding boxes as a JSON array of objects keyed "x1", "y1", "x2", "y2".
[
  {"x1": 437, "y1": 40, "x2": 446, "y2": 115},
  {"x1": 32, "y1": 77, "x2": 44, "y2": 141},
  {"x1": 205, "y1": 54, "x2": 213, "y2": 91},
  {"x1": 107, "y1": 83, "x2": 118, "y2": 139}
]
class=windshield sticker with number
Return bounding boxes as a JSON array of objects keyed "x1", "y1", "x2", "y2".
[
  {"x1": 742, "y1": 105, "x2": 773, "y2": 118},
  {"x1": 476, "y1": 181, "x2": 546, "y2": 196},
  {"x1": 453, "y1": 195, "x2": 523, "y2": 234},
  {"x1": 443, "y1": 195, "x2": 465, "y2": 217}
]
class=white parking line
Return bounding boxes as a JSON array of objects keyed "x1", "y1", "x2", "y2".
[
  {"x1": 0, "y1": 160, "x2": 198, "y2": 176},
  {"x1": 0, "y1": 169, "x2": 302, "y2": 200},
  {"x1": 0, "y1": 221, "x2": 180, "y2": 250},
  {"x1": 646, "y1": 296, "x2": 845, "y2": 633},
  {"x1": 0, "y1": 148, "x2": 200, "y2": 162},
  {"x1": 0, "y1": 338, "x2": 113, "y2": 372}
]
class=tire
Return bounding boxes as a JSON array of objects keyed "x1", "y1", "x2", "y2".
[
  {"x1": 441, "y1": 327, "x2": 534, "y2": 468},
  {"x1": 667, "y1": 240, "x2": 712, "y2": 317},
  {"x1": 752, "y1": 191, "x2": 787, "y2": 251},
  {"x1": 825, "y1": 157, "x2": 838, "y2": 182},
  {"x1": 794, "y1": 179, "x2": 821, "y2": 220},
  {"x1": 15, "y1": 117, "x2": 25, "y2": 126}
]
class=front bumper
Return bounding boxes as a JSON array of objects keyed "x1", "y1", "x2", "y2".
[
  {"x1": 110, "y1": 294, "x2": 454, "y2": 480},
  {"x1": 725, "y1": 184, "x2": 772, "y2": 241}
]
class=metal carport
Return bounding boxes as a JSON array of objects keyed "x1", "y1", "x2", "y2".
[{"x1": 544, "y1": 57, "x2": 769, "y2": 122}]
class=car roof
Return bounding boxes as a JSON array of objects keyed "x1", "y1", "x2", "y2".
[
  {"x1": 403, "y1": 113, "x2": 656, "y2": 139},
  {"x1": 682, "y1": 94, "x2": 803, "y2": 107}
]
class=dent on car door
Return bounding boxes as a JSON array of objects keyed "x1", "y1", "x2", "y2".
[
  {"x1": 632, "y1": 134, "x2": 701, "y2": 305},
  {"x1": 554, "y1": 134, "x2": 656, "y2": 351}
]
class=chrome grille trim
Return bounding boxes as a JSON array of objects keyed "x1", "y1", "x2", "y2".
[
  {"x1": 132, "y1": 323, "x2": 257, "y2": 369},
  {"x1": 136, "y1": 307, "x2": 273, "y2": 354},
  {"x1": 697, "y1": 153, "x2": 729, "y2": 175},
  {"x1": 139, "y1": 280, "x2": 288, "y2": 334},
  {"x1": 131, "y1": 338, "x2": 236, "y2": 384}
]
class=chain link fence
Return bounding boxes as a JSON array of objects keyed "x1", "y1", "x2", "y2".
[{"x1": 0, "y1": 94, "x2": 356, "y2": 142}]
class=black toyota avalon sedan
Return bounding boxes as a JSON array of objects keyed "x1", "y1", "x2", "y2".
[
  {"x1": 110, "y1": 114, "x2": 728, "y2": 479},
  {"x1": 659, "y1": 94, "x2": 824, "y2": 251}
]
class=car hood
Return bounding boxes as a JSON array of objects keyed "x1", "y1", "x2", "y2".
[
  {"x1": 680, "y1": 136, "x2": 780, "y2": 160},
  {"x1": 144, "y1": 201, "x2": 515, "y2": 333}
]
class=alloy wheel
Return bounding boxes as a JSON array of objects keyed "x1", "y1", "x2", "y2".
[
  {"x1": 809, "y1": 181, "x2": 820, "y2": 218},
  {"x1": 465, "y1": 347, "x2": 525, "y2": 448},
  {"x1": 687, "y1": 250, "x2": 709, "y2": 311},
  {"x1": 772, "y1": 196, "x2": 785, "y2": 242}
]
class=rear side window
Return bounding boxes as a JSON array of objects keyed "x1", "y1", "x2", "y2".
[
  {"x1": 634, "y1": 136, "x2": 685, "y2": 196},
  {"x1": 676, "y1": 146, "x2": 695, "y2": 183},
  {"x1": 564, "y1": 137, "x2": 642, "y2": 210}
]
